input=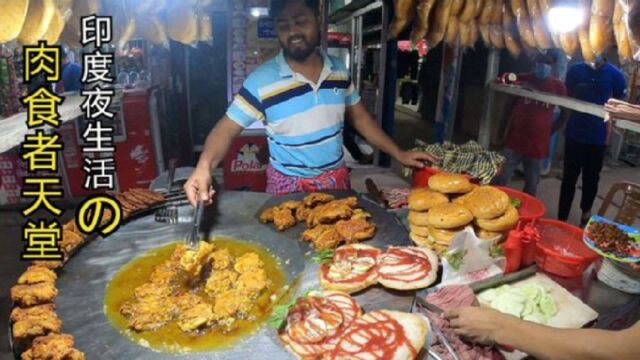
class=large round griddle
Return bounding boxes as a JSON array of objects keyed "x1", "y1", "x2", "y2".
[{"x1": 47, "y1": 191, "x2": 415, "y2": 359}]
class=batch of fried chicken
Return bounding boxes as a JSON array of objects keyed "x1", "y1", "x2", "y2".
[
  {"x1": 391, "y1": 0, "x2": 640, "y2": 64},
  {"x1": 9, "y1": 188, "x2": 165, "y2": 360},
  {"x1": 408, "y1": 172, "x2": 518, "y2": 254},
  {"x1": 260, "y1": 193, "x2": 377, "y2": 250}
]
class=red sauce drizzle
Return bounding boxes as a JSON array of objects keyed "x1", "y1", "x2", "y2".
[
  {"x1": 320, "y1": 248, "x2": 380, "y2": 284},
  {"x1": 377, "y1": 247, "x2": 431, "y2": 282}
]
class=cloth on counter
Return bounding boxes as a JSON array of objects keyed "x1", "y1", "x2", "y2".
[
  {"x1": 265, "y1": 164, "x2": 351, "y2": 195},
  {"x1": 381, "y1": 187, "x2": 410, "y2": 209},
  {"x1": 410, "y1": 141, "x2": 505, "y2": 185},
  {"x1": 417, "y1": 285, "x2": 504, "y2": 360}
]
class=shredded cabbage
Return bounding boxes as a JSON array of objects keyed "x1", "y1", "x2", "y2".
[{"x1": 480, "y1": 283, "x2": 557, "y2": 324}]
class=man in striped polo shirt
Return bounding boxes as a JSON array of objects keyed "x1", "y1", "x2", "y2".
[{"x1": 184, "y1": 0, "x2": 435, "y2": 205}]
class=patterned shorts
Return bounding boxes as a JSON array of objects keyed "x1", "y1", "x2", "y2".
[{"x1": 265, "y1": 164, "x2": 351, "y2": 195}]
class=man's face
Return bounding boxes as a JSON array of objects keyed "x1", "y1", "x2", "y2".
[{"x1": 274, "y1": 1, "x2": 320, "y2": 62}]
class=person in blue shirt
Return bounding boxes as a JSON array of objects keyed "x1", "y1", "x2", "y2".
[
  {"x1": 58, "y1": 47, "x2": 82, "y2": 93},
  {"x1": 555, "y1": 57, "x2": 627, "y2": 226}
]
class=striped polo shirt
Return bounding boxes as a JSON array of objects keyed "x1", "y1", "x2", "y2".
[{"x1": 226, "y1": 50, "x2": 361, "y2": 177}]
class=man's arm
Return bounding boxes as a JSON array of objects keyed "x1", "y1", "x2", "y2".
[
  {"x1": 448, "y1": 306, "x2": 640, "y2": 360},
  {"x1": 346, "y1": 102, "x2": 436, "y2": 167},
  {"x1": 183, "y1": 116, "x2": 244, "y2": 205}
]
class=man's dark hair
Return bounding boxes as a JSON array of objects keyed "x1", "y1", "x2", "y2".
[{"x1": 270, "y1": 0, "x2": 320, "y2": 19}]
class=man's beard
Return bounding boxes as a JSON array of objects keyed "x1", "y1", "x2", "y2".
[{"x1": 281, "y1": 34, "x2": 319, "y2": 62}]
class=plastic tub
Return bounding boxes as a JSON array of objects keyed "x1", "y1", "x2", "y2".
[
  {"x1": 412, "y1": 167, "x2": 476, "y2": 188},
  {"x1": 496, "y1": 186, "x2": 546, "y2": 223},
  {"x1": 535, "y1": 219, "x2": 600, "y2": 277}
]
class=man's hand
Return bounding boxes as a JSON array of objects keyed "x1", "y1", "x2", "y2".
[
  {"x1": 446, "y1": 306, "x2": 511, "y2": 345},
  {"x1": 396, "y1": 150, "x2": 438, "y2": 168},
  {"x1": 183, "y1": 166, "x2": 216, "y2": 206}
]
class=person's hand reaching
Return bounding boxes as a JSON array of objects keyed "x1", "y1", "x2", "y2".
[
  {"x1": 183, "y1": 166, "x2": 216, "y2": 207},
  {"x1": 396, "y1": 150, "x2": 439, "y2": 168},
  {"x1": 445, "y1": 306, "x2": 513, "y2": 346}
]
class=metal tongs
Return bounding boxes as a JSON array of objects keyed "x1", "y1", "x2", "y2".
[
  {"x1": 186, "y1": 194, "x2": 204, "y2": 249},
  {"x1": 414, "y1": 297, "x2": 462, "y2": 360}
]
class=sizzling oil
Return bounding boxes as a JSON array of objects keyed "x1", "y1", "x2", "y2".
[{"x1": 104, "y1": 238, "x2": 287, "y2": 353}]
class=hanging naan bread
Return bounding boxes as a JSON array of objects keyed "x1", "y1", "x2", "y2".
[
  {"x1": 526, "y1": 0, "x2": 553, "y2": 48},
  {"x1": 589, "y1": 0, "x2": 615, "y2": 56},
  {"x1": 427, "y1": 0, "x2": 454, "y2": 49},
  {"x1": 135, "y1": 14, "x2": 168, "y2": 47},
  {"x1": 389, "y1": 0, "x2": 417, "y2": 39},
  {"x1": 166, "y1": 1, "x2": 198, "y2": 45},
  {"x1": 0, "y1": 0, "x2": 30, "y2": 43},
  {"x1": 18, "y1": 0, "x2": 56, "y2": 45},
  {"x1": 511, "y1": 0, "x2": 537, "y2": 47},
  {"x1": 410, "y1": 0, "x2": 437, "y2": 44},
  {"x1": 60, "y1": 0, "x2": 101, "y2": 48},
  {"x1": 489, "y1": 0, "x2": 505, "y2": 48},
  {"x1": 538, "y1": 0, "x2": 561, "y2": 48},
  {"x1": 578, "y1": 0, "x2": 596, "y2": 62},
  {"x1": 504, "y1": 3, "x2": 522, "y2": 57},
  {"x1": 613, "y1": 1, "x2": 632, "y2": 63},
  {"x1": 445, "y1": 15, "x2": 460, "y2": 44},
  {"x1": 43, "y1": 5, "x2": 65, "y2": 44}
]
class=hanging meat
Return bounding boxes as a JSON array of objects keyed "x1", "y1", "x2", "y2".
[
  {"x1": 18, "y1": 0, "x2": 56, "y2": 45},
  {"x1": 628, "y1": 0, "x2": 640, "y2": 47},
  {"x1": 510, "y1": 0, "x2": 537, "y2": 47},
  {"x1": 0, "y1": 0, "x2": 30, "y2": 43},
  {"x1": 426, "y1": 0, "x2": 454, "y2": 49},
  {"x1": 479, "y1": 23, "x2": 492, "y2": 46},
  {"x1": 445, "y1": 15, "x2": 461, "y2": 44},
  {"x1": 526, "y1": 0, "x2": 553, "y2": 48},
  {"x1": 389, "y1": 0, "x2": 417, "y2": 39},
  {"x1": 450, "y1": 0, "x2": 466, "y2": 16},
  {"x1": 578, "y1": 0, "x2": 596, "y2": 62},
  {"x1": 480, "y1": 0, "x2": 496, "y2": 24},
  {"x1": 589, "y1": 0, "x2": 616, "y2": 56},
  {"x1": 460, "y1": 0, "x2": 479, "y2": 21},
  {"x1": 504, "y1": 2, "x2": 523, "y2": 57},
  {"x1": 538, "y1": 0, "x2": 562, "y2": 48},
  {"x1": 410, "y1": 0, "x2": 437, "y2": 44},
  {"x1": 613, "y1": 1, "x2": 633, "y2": 63},
  {"x1": 459, "y1": 19, "x2": 473, "y2": 46}
]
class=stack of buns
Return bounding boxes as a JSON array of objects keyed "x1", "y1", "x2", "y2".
[{"x1": 408, "y1": 172, "x2": 519, "y2": 253}]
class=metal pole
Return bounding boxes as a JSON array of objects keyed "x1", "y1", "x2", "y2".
[
  {"x1": 446, "y1": 44, "x2": 463, "y2": 141},
  {"x1": 374, "y1": 0, "x2": 389, "y2": 166},
  {"x1": 432, "y1": 47, "x2": 447, "y2": 142},
  {"x1": 478, "y1": 48, "x2": 500, "y2": 148}
]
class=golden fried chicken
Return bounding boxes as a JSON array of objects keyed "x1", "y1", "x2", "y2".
[
  {"x1": 273, "y1": 207, "x2": 296, "y2": 231},
  {"x1": 236, "y1": 268, "x2": 269, "y2": 298},
  {"x1": 133, "y1": 283, "x2": 174, "y2": 301},
  {"x1": 17, "y1": 266, "x2": 57, "y2": 285},
  {"x1": 62, "y1": 220, "x2": 79, "y2": 235},
  {"x1": 303, "y1": 192, "x2": 335, "y2": 208},
  {"x1": 176, "y1": 303, "x2": 214, "y2": 332},
  {"x1": 210, "y1": 248, "x2": 233, "y2": 270},
  {"x1": 302, "y1": 225, "x2": 345, "y2": 249},
  {"x1": 233, "y1": 252, "x2": 264, "y2": 273},
  {"x1": 259, "y1": 207, "x2": 275, "y2": 223},
  {"x1": 31, "y1": 260, "x2": 64, "y2": 270},
  {"x1": 280, "y1": 200, "x2": 302, "y2": 211},
  {"x1": 335, "y1": 196, "x2": 358, "y2": 208},
  {"x1": 213, "y1": 289, "x2": 253, "y2": 321},
  {"x1": 60, "y1": 230, "x2": 84, "y2": 254},
  {"x1": 296, "y1": 205, "x2": 310, "y2": 223},
  {"x1": 11, "y1": 304, "x2": 62, "y2": 340},
  {"x1": 11, "y1": 283, "x2": 58, "y2": 307},
  {"x1": 179, "y1": 241, "x2": 214, "y2": 277},
  {"x1": 121, "y1": 296, "x2": 175, "y2": 331},
  {"x1": 205, "y1": 269, "x2": 238, "y2": 296},
  {"x1": 351, "y1": 208, "x2": 372, "y2": 221},
  {"x1": 335, "y1": 219, "x2": 376, "y2": 242},
  {"x1": 307, "y1": 202, "x2": 353, "y2": 227},
  {"x1": 20, "y1": 333, "x2": 85, "y2": 360}
]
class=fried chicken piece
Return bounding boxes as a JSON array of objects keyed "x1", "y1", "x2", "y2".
[
  {"x1": 98, "y1": 208, "x2": 113, "y2": 226},
  {"x1": 20, "y1": 333, "x2": 85, "y2": 360},
  {"x1": 213, "y1": 289, "x2": 253, "y2": 321},
  {"x1": 177, "y1": 303, "x2": 214, "y2": 332},
  {"x1": 31, "y1": 260, "x2": 64, "y2": 270},
  {"x1": 121, "y1": 296, "x2": 175, "y2": 331},
  {"x1": 314, "y1": 227, "x2": 345, "y2": 250},
  {"x1": 17, "y1": 266, "x2": 57, "y2": 285},
  {"x1": 62, "y1": 220, "x2": 79, "y2": 234},
  {"x1": 273, "y1": 207, "x2": 296, "y2": 231},
  {"x1": 133, "y1": 283, "x2": 174, "y2": 301},
  {"x1": 280, "y1": 200, "x2": 302, "y2": 210},
  {"x1": 351, "y1": 208, "x2": 372, "y2": 221},
  {"x1": 233, "y1": 252, "x2": 264, "y2": 273},
  {"x1": 179, "y1": 241, "x2": 214, "y2": 277},
  {"x1": 302, "y1": 224, "x2": 332, "y2": 242},
  {"x1": 335, "y1": 219, "x2": 376, "y2": 242},
  {"x1": 303, "y1": 192, "x2": 335, "y2": 208},
  {"x1": 307, "y1": 201, "x2": 353, "y2": 227},
  {"x1": 60, "y1": 230, "x2": 84, "y2": 254},
  {"x1": 11, "y1": 283, "x2": 58, "y2": 307},
  {"x1": 148, "y1": 261, "x2": 181, "y2": 286},
  {"x1": 296, "y1": 205, "x2": 310, "y2": 223},
  {"x1": 236, "y1": 268, "x2": 269, "y2": 298},
  {"x1": 259, "y1": 207, "x2": 275, "y2": 223},
  {"x1": 210, "y1": 248, "x2": 233, "y2": 270},
  {"x1": 205, "y1": 269, "x2": 238, "y2": 296},
  {"x1": 11, "y1": 304, "x2": 62, "y2": 340}
]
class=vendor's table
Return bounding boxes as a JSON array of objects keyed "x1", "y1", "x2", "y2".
[{"x1": 41, "y1": 191, "x2": 415, "y2": 360}]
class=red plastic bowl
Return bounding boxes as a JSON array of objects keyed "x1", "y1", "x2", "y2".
[
  {"x1": 535, "y1": 219, "x2": 600, "y2": 277},
  {"x1": 412, "y1": 167, "x2": 476, "y2": 188},
  {"x1": 496, "y1": 186, "x2": 547, "y2": 223}
]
